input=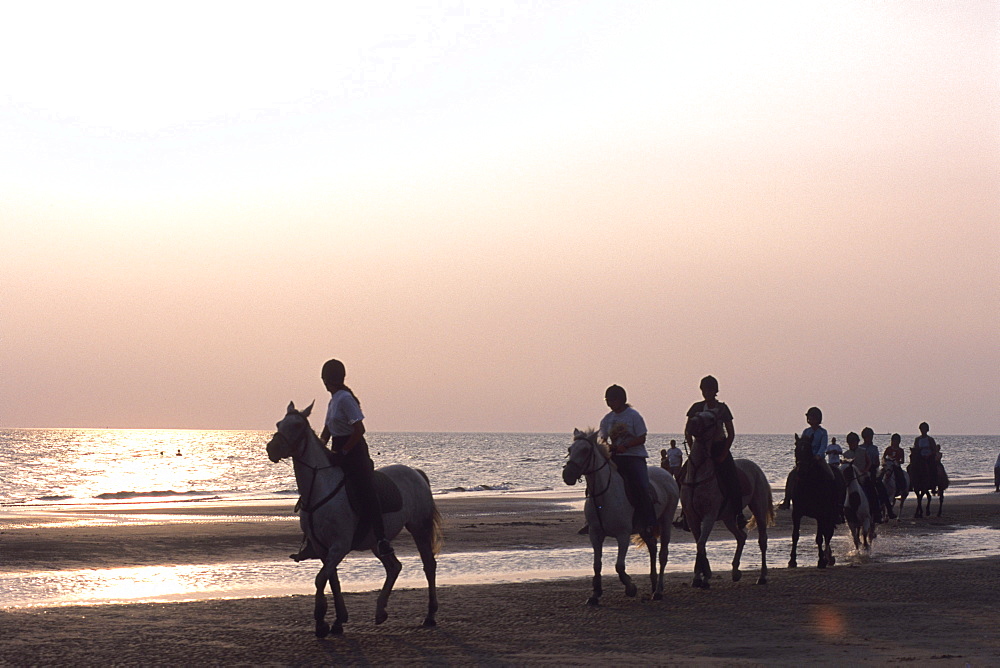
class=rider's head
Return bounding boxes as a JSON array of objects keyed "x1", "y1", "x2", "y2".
[
  {"x1": 604, "y1": 384, "x2": 627, "y2": 411},
  {"x1": 321, "y1": 359, "x2": 347, "y2": 392},
  {"x1": 861, "y1": 427, "x2": 874, "y2": 443},
  {"x1": 805, "y1": 406, "x2": 822, "y2": 426},
  {"x1": 699, "y1": 375, "x2": 719, "y2": 400},
  {"x1": 891, "y1": 433, "x2": 901, "y2": 446},
  {"x1": 918, "y1": 421, "x2": 929, "y2": 434}
]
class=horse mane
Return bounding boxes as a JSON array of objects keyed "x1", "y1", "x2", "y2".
[{"x1": 575, "y1": 428, "x2": 613, "y2": 462}]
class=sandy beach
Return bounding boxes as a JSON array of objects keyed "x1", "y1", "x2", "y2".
[{"x1": 2, "y1": 493, "x2": 999, "y2": 665}]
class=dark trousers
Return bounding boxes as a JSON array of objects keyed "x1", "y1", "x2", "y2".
[
  {"x1": 612, "y1": 455, "x2": 656, "y2": 526},
  {"x1": 709, "y1": 441, "x2": 742, "y2": 516},
  {"x1": 331, "y1": 436, "x2": 386, "y2": 540}
]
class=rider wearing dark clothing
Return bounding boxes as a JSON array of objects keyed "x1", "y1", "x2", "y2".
[
  {"x1": 686, "y1": 375, "x2": 743, "y2": 527},
  {"x1": 913, "y1": 422, "x2": 940, "y2": 491}
]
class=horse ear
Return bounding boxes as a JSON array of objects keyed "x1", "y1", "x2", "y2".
[
  {"x1": 573, "y1": 428, "x2": 583, "y2": 439},
  {"x1": 302, "y1": 401, "x2": 314, "y2": 418},
  {"x1": 794, "y1": 433, "x2": 800, "y2": 440},
  {"x1": 287, "y1": 401, "x2": 296, "y2": 414}
]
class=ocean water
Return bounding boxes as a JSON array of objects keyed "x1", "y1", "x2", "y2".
[
  {"x1": 1, "y1": 429, "x2": 998, "y2": 608},
  {"x1": 1, "y1": 429, "x2": 998, "y2": 507}
]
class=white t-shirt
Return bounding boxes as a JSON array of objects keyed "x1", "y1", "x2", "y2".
[
  {"x1": 599, "y1": 406, "x2": 648, "y2": 458},
  {"x1": 826, "y1": 441, "x2": 843, "y2": 465},
  {"x1": 325, "y1": 389, "x2": 364, "y2": 437},
  {"x1": 666, "y1": 447, "x2": 683, "y2": 467}
]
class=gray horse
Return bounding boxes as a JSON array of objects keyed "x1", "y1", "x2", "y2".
[
  {"x1": 563, "y1": 428, "x2": 679, "y2": 605},
  {"x1": 266, "y1": 401, "x2": 442, "y2": 637}
]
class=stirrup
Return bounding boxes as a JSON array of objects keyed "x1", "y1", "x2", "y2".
[
  {"x1": 290, "y1": 540, "x2": 320, "y2": 562},
  {"x1": 375, "y1": 539, "x2": 395, "y2": 558}
]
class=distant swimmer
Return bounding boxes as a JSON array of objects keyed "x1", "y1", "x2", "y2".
[{"x1": 176, "y1": 449, "x2": 182, "y2": 456}]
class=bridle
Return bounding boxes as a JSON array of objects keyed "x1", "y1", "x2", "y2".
[
  {"x1": 682, "y1": 440, "x2": 716, "y2": 489},
  {"x1": 567, "y1": 435, "x2": 617, "y2": 533}
]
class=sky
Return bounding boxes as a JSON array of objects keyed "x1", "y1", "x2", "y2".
[{"x1": 2, "y1": 1, "x2": 998, "y2": 435}]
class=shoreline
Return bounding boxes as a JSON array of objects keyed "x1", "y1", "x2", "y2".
[{"x1": 2, "y1": 493, "x2": 999, "y2": 664}]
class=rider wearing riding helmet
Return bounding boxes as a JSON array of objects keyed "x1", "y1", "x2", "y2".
[
  {"x1": 913, "y1": 422, "x2": 940, "y2": 491},
  {"x1": 685, "y1": 375, "x2": 744, "y2": 527},
  {"x1": 599, "y1": 384, "x2": 656, "y2": 532}
]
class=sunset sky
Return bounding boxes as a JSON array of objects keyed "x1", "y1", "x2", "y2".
[{"x1": 3, "y1": 2, "x2": 998, "y2": 435}]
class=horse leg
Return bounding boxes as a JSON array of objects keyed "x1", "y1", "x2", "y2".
[
  {"x1": 615, "y1": 534, "x2": 637, "y2": 598},
  {"x1": 654, "y1": 515, "x2": 672, "y2": 600},
  {"x1": 313, "y1": 566, "x2": 331, "y2": 638},
  {"x1": 937, "y1": 491, "x2": 944, "y2": 517},
  {"x1": 692, "y1": 516, "x2": 714, "y2": 589},
  {"x1": 642, "y1": 528, "x2": 658, "y2": 599},
  {"x1": 755, "y1": 509, "x2": 768, "y2": 585},
  {"x1": 412, "y1": 523, "x2": 439, "y2": 627},
  {"x1": 373, "y1": 547, "x2": 403, "y2": 625},
  {"x1": 788, "y1": 512, "x2": 800, "y2": 568},
  {"x1": 722, "y1": 515, "x2": 746, "y2": 582},
  {"x1": 816, "y1": 521, "x2": 827, "y2": 569},
  {"x1": 914, "y1": 491, "x2": 924, "y2": 518},
  {"x1": 588, "y1": 532, "x2": 603, "y2": 606}
]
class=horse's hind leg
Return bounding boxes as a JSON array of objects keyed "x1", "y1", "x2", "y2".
[
  {"x1": 615, "y1": 535, "x2": 637, "y2": 598},
  {"x1": 815, "y1": 524, "x2": 827, "y2": 569},
  {"x1": 411, "y1": 523, "x2": 439, "y2": 627},
  {"x1": 937, "y1": 492, "x2": 944, "y2": 517},
  {"x1": 654, "y1": 518, "x2": 672, "y2": 600},
  {"x1": 643, "y1": 529, "x2": 658, "y2": 599},
  {"x1": 373, "y1": 548, "x2": 403, "y2": 625}
]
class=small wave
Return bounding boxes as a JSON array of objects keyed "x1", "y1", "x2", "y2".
[
  {"x1": 94, "y1": 490, "x2": 216, "y2": 500},
  {"x1": 274, "y1": 489, "x2": 299, "y2": 496},
  {"x1": 438, "y1": 483, "x2": 517, "y2": 494},
  {"x1": 38, "y1": 495, "x2": 73, "y2": 501}
]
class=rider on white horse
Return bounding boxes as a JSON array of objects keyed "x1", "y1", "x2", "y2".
[
  {"x1": 599, "y1": 384, "x2": 656, "y2": 533},
  {"x1": 291, "y1": 359, "x2": 393, "y2": 561}
]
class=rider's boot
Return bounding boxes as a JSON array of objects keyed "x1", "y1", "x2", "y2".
[{"x1": 290, "y1": 536, "x2": 320, "y2": 562}]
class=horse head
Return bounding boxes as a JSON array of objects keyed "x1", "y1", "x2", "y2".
[
  {"x1": 266, "y1": 400, "x2": 316, "y2": 463},
  {"x1": 563, "y1": 428, "x2": 605, "y2": 485},
  {"x1": 793, "y1": 433, "x2": 813, "y2": 468}
]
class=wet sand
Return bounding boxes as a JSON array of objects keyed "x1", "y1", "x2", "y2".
[{"x1": 1, "y1": 493, "x2": 999, "y2": 665}]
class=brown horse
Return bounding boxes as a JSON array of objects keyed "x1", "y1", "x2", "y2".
[
  {"x1": 907, "y1": 451, "x2": 949, "y2": 518},
  {"x1": 788, "y1": 434, "x2": 844, "y2": 569}
]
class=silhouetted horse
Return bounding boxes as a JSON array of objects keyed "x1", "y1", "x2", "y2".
[
  {"x1": 907, "y1": 450, "x2": 949, "y2": 518},
  {"x1": 788, "y1": 434, "x2": 845, "y2": 569}
]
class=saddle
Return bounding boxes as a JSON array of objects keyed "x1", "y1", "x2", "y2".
[{"x1": 347, "y1": 471, "x2": 403, "y2": 550}]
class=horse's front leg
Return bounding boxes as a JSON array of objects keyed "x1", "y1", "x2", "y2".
[
  {"x1": 756, "y1": 514, "x2": 768, "y2": 585},
  {"x1": 937, "y1": 491, "x2": 944, "y2": 517},
  {"x1": 788, "y1": 512, "x2": 801, "y2": 568},
  {"x1": 314, "y1": 557, "x2": 348, "y2": 638},
  {"x1": 588, "y1": 531, "x2": 603, "y2": 606},
  {"x1": 373, "y1": 547, "x2": 403, "y2": 625},
  {"x1": 815, "y1": 522, "x2": 828, "y2": 568},
  {"x1": 654, "y1": 517, "x2": 672, "y2": 600},
  {"x1": 692, "y1": 516, "x2": 714, "y2": 589},
  {"x1": 615, "y1": 534, "x2": 637, "y2": 598},
  {"x1": 722, "y1": 515, "x2": 747, "y2": 582}
]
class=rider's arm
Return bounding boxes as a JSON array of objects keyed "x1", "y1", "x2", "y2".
[
  {"x1": 340, "y1": 420, "x2": 365, "y2": 454},
  {"x1": 723, "y1": 419, "x2": 735, "y2": 451},
  {"x1": 320, "y1": 426, "x2": 331, "y2": 446}
]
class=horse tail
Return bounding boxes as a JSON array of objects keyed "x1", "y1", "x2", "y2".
[
  {"x1": 745, "y1": 465, "x2": 775, "y2": 530},
  {"x1": 429, "y1": 502, "x2": 444, "y2": 556}
]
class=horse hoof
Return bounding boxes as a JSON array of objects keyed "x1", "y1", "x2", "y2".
[
  {"x1": 788, "y1": 561, "x2": 797, "y2": 569},
  {"x1": 423, "y1": 617, "x2": 437, "y2": 627},
  {"x1": 315, "y1": 622, "x2": 330, "y2": 638},
  {"x1": 755, "y1": 577, "x2": 767, "y2": 585},
  {"x1": 653, "y1": 591, "x2": 662, "y2": 601},
  {"x1": 817, "y1": 560, "x2": 827, "y2": 569},
  {"x1": 332, "y1": 622, "x2": 343, "y2": 636},
  {"x1": 375, "y1": 610, "x2": 388, "y2": 625},
  {"x1": 587, "y1": 597, "x2": 600, "y2": 606},
  {"x1": 625, "y1": 583, "x2": 637, "y2": 598},
  {"x1": 829, "y1": 556, "x2": 836, "y2": 566},
  {"x1": 732, "y1": 570, "x2": 742, "y2": 582}
]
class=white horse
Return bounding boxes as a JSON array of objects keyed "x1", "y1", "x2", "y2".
[
  {"x1": 680, "y1": 437, "x2": 773, "y2": 588},
  {"x1": 841, "y1": 459, "x2": 875, "y2": 551},
  {"x1": 265, "y1": 402, "x2": 442, "y2": 637},
  {"x1": 562, "y1": 428, "x2": 679, "y2": 605},
  {"x1": 879, "y1": 459, "x2": 910, "y2": 519}
]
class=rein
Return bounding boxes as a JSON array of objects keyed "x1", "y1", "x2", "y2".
[
  {"x1": 574, "y1": 436, "x2": 614, "y2": 533},
  {"x1": 277, "y1": 417, "x2": 347, "y2": 555}
]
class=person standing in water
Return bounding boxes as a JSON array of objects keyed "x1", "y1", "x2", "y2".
[{"x1": 685, "y1": 375, "x2": 744, "y2": 527}]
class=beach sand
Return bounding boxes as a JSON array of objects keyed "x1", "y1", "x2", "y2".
[{"x1": 2, "y1": 493, "x2": 999, "y2": 665}]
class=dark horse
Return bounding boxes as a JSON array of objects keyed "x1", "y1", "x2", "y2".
[
  {"x1": 907, "y1": 450, "x2": 949, "y2": 518},
  {"x1": 788, "y1": 434, "x2": 846, "y2": 569}
]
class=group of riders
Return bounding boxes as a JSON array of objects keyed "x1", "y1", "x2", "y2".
[
  {"x1": 782, "y1": 412, "x2": 944, "y2": 524},
  {"x1": 596, "y1": 374, "x2": 946, "y2": 533}
]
